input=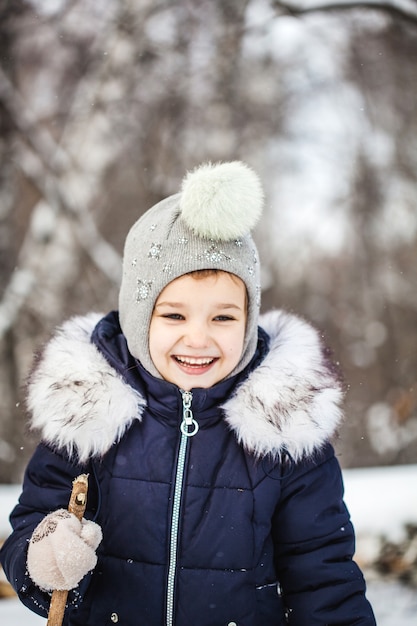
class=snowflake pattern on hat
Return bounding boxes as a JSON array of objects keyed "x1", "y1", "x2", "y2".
[{"x1": 136, "y1": 279, "x2": 153, "y2": 301}]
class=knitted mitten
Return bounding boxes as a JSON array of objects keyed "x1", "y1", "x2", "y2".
[{"x1": 27, "y1": 509, "x2": 102, "y2": 591}]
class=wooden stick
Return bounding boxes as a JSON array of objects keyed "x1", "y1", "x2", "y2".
[{"x1": 46, "y1": 474, "x2": 89, "y2": 626}]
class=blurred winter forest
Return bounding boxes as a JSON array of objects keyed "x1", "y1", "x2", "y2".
[{"x1": 0, "y1": 0, "x2": 416, "y2": 483}]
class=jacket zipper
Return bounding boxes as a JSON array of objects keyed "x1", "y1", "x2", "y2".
[{"x1": 166, "y1": 390, "x2": 199, "y2": 626}]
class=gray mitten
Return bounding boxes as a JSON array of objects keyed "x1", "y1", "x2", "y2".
[{"x1": 27, "y1": 508, "x2": 102, "y2": 591}]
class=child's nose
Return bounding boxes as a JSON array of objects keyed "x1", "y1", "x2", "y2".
[{"x1": 184, "y1": 323, "x2": 210, "y2": 348}]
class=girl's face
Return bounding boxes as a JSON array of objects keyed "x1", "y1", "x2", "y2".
[{"x1": 149, "y1": 272, "x2": 247, "y2": 390}]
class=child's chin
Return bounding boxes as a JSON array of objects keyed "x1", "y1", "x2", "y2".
[{"x1": 170, "y1": 371, "x2": 219, "y2": 390}]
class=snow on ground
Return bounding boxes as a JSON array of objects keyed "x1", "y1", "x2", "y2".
[
  {"x1": 343, "y1": 463, "x2": 417, "y2": 542},
  {"x1": 0, "y1": 597, "x2": 46, "y2": 624},
  {"x1": 1, "y1": 465, "x2": 417, "y2": 625}
]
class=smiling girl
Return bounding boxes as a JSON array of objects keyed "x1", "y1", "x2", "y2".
[
  {"x1": 149, "y1": 271, "x2": 246, "y2": 390},
  {"x1": 0, "y1": 161, "x2": 376, "y2": 626}
]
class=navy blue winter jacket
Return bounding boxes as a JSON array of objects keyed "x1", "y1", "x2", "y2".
[{"x1": 0, "y1": 310, "x2": 376, "y2": 625}]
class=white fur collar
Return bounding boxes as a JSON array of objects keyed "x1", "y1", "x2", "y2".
[
  {"x1": 27, "y1": 313, "x2": 146, "y2": 463},
  {"x1": 27, "y1": 311, "x2": 343, "y2": 463},
  {"x1": 223, "y1": 310, "x2": 343, "y2": 460}
]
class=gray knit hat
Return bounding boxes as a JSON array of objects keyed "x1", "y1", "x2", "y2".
[{"x1": 118, "y1": 161, "x2": 264, "y2": 379}]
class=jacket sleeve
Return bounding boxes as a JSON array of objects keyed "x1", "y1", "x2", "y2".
[
  {"x1": 0, "y1": 443, "x2": 94, "y2": 618},
  {"x1": 272, "y1": 444, "x2": 376, "y2": 625}
]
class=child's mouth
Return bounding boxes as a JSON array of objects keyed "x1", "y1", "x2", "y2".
[{"x1": 173, "y1": 355, "x2": 218, "y2": 372}]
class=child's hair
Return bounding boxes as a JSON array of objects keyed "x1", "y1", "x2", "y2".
[
  {"x1": 186, "y1": 269, "x2": 248, "y2": 310},
  {"x1": 188, "y1": 268, "x2": 221, "y2": 279}
]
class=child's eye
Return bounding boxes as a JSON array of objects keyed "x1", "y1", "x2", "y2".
[
  {"x1": 162, "y1": 313, "x2": 184, "y2": 320},
  {"x1": 214, "y1": 315, "x2": 235, "y2": 322}
]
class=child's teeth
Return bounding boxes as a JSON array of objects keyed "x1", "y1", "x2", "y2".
[{"x1": 177, "y1": 356, "x2": 213, "y2": 365}]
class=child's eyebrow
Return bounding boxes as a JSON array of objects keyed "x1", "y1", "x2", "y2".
[
  {"x1": 215, "y1": 303, "x2": 243, "y2": 310},
  {"x1": 154, "y1": 302, "x2": 185, "y2": 309}
]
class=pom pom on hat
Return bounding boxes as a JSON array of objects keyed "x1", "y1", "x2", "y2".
[{"x1": 179, "y1": 161, "x2": 264, "y2": 241}]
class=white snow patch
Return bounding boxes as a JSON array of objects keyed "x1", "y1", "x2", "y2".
[
  {"x1": 0, "y1": 598, "x2": 45, "y2": 624},
  {"x1": 343, "y1": 464, "x2": 417, "y2": 542}
]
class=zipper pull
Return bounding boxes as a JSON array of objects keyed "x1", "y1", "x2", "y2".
[{"x1": 180, "y1": 390, "x2": 199, "y2": 437}]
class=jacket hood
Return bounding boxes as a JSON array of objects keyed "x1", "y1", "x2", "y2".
[
  {"x1": 222, "y1": 310, "x2": 344, "y2": 460},
  {"x1": 27, "y1": 311, "x2": 344, "y2": 463}
]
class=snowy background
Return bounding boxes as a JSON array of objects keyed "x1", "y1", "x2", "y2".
[
  {"x1": 1, "y1": 464, "x2": 417, "y2": 625},
  {"x1": 2, "y1": 0, "x2": 417, "y2": 485},
  {"x1": 1, "y1": 2, "x2": 417, "y2": 623}
]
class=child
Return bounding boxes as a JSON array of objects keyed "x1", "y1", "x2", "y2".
[{"x1": 0, "y1": 161, "x2": 376, "y2": 625}]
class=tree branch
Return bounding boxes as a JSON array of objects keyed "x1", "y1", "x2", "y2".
[
  {"x1": 0, "y1": 68, "x2": 122, "y2": 340},
  {"x1": 272, "y1": 0, "x2": 417, "y2": 25}
]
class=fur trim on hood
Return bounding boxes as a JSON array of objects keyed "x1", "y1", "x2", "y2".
[
  {"x1": 223, "y1": 310, "x2": 344, "y2": 460},
  {"x1": 27, "y1": 311, "x2": 344, "y2": 463},
  {"x1": 27, "y1": 313, "x2": 146, "y2": 463}
]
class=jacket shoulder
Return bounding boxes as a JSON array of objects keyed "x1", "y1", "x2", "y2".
[
  {"x1": 223, "y1": 310, "x2": 344, "y2": 461},
  {"x1": 27, "y1": 314, "x2": 145, "y2": 463}
]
